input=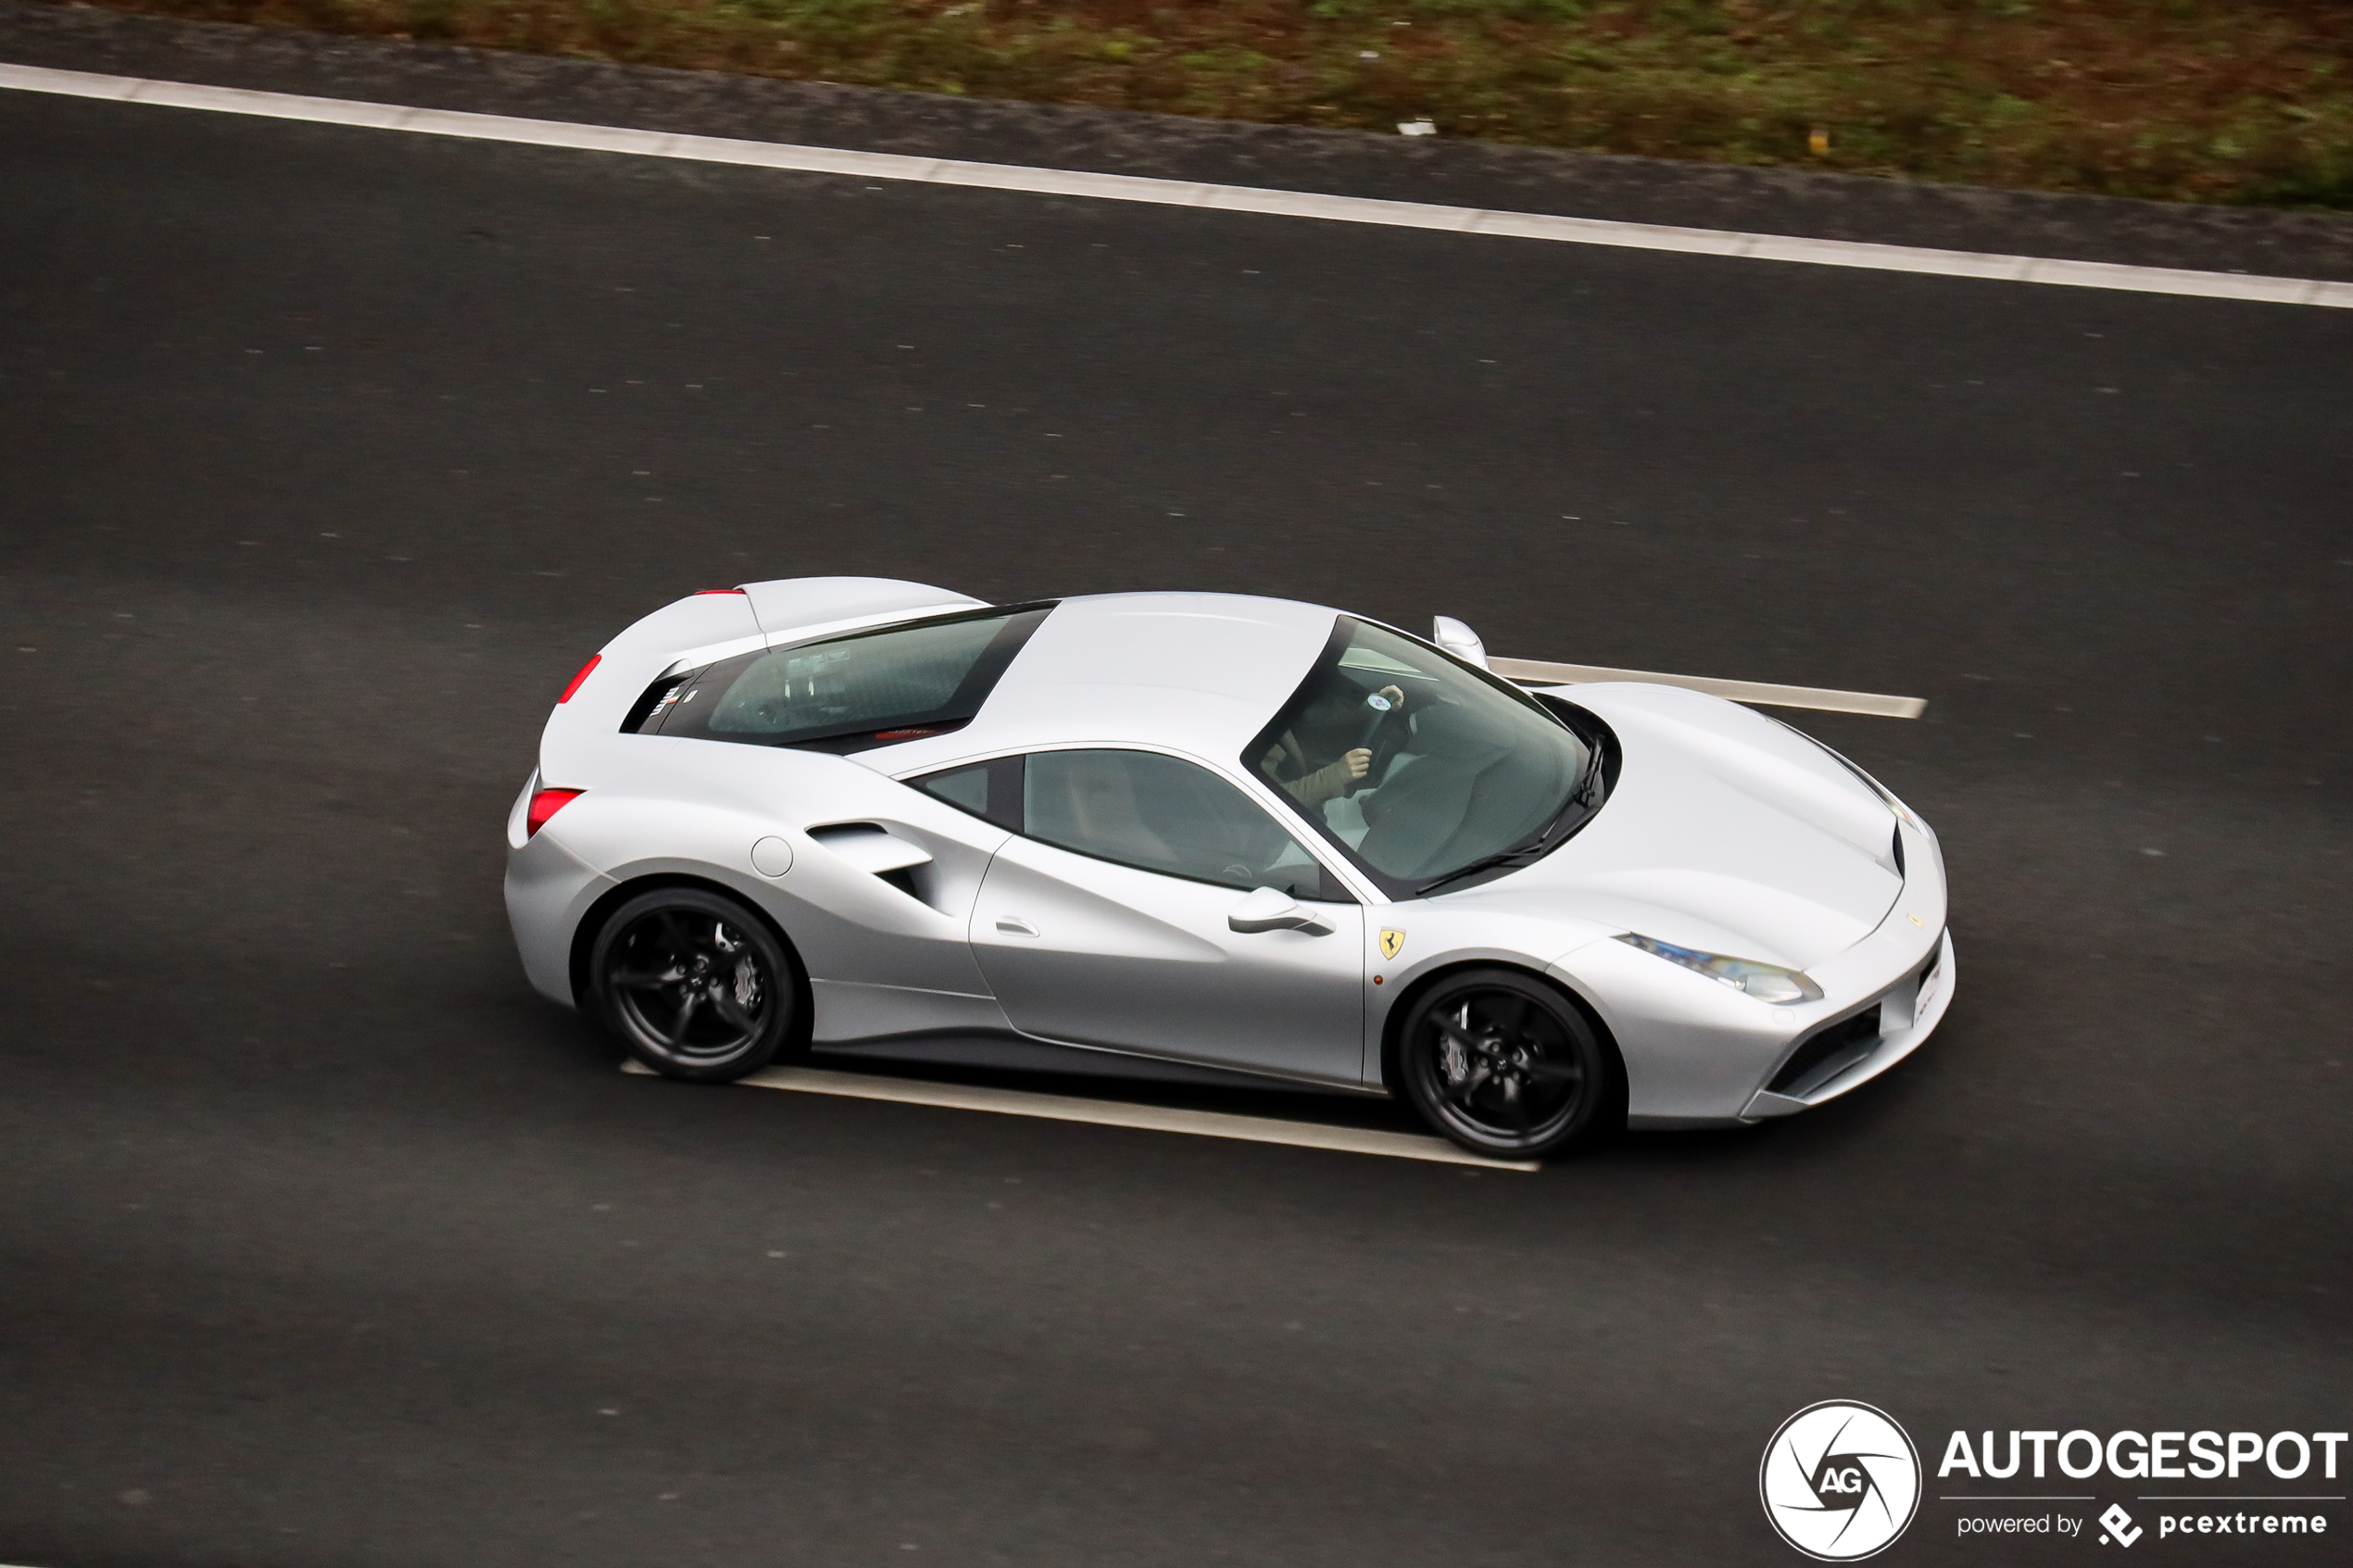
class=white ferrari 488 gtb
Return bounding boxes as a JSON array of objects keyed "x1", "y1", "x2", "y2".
[{"x1": 506, "y1": 578, "x2": 1950, "y2": 1159}]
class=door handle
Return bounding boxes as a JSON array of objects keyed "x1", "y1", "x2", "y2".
[
  {"x1": 1226, "y1": 886, "x2": 1333, "y2": 935},
  {"x1": 994, "y1": 916, "x2": 1040, "y2": 938}
]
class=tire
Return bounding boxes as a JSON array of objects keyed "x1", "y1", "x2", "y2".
[
  {"x1": 588, "y1": 886, "x2": 805, "y2": 1083},
  {"x1": 1396, "y1": 968, "x2": 1620, "y2": 1160}
]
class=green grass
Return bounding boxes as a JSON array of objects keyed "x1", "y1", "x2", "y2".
[{"x1": 74, "y1": 0, "x2": 2353, "y2": 207}]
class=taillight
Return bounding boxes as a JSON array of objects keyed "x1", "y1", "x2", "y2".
[
  {"x1": 526, "y1": 788, "x2": 584, "y2": 838},
  {"x1": 694, "y1": 587, "x2": 748, "y2": 596},
  {"x1": 557, "y1": 655, "x2": 600, "y2": 704}
]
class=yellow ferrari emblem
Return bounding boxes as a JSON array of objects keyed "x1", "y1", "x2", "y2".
[
  {"x1": 1907, "y1": 912, "x2": 1924, "y2": 927},
  {"x1": 1379, "y1": 929, "x2": 1405, "y2": 960}
]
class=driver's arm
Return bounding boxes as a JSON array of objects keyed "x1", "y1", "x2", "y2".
[{"x1": 1283, "y1": 747, "x2": 1373, "y2": 806}]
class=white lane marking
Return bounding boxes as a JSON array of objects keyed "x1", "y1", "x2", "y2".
[
  {"x1": 619, "y1": 1059, "x2": 1539, "y2": 1170},
  {"x1": 1491, "y1": 656, "x2": 1927, "y2": 718},
  {"x1": 3, "y1": 63, "x2": 2348, "y2": 310}
]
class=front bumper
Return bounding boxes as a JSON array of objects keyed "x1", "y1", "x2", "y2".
[
  {"x1": 1740, "y1": 928, "x2": 1954, "y2": 1119},
  {"x1": 1569, "y1": 815, "x2": 1950, "y2": 1128}
]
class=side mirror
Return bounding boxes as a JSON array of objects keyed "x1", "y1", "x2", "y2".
[
  {"x1": 1227, "y1": 885, "x2": 1333, "y2": 935},
  {"x1": 1431, "y1": 616, "x2": 1490, "y2": 670}
]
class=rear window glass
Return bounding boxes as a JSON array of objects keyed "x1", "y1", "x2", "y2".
[{"x1": 630, "y1": 604, "x2": 1051, "y2": 752}]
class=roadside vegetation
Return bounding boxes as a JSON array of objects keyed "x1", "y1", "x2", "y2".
[{"x1": 76, "y1": 0, "x2": 2353, "y2": 207}]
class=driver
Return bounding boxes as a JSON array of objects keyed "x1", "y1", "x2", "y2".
[{"x1": 1260, "y1": 683, "x2": 1406, "y2": 808}]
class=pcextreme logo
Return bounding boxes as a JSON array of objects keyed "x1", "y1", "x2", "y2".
[{"x1": 1760, "y1": 1401, "x2": 1924, "y2": 1561}]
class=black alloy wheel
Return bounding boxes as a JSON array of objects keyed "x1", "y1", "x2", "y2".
[
  {"x1": 589, "y1": 887, "x2": 803, "y2": 1082},
  {"x1": 1398, "y1": 968, "x2": 1618, "y2": 1159}
]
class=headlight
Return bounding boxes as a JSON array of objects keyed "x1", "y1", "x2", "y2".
[{"x1": 1614, "y1": 933, "x2": 1822, "y2": 1004}]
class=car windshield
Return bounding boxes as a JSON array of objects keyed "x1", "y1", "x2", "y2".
[{"x1": 1247, "y1": 619, "x2": 1593, "y2": 895}]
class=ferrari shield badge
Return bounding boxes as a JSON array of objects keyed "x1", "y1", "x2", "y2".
[{"x1": 1378, "y1": 928, "x2": 1405, "y2": 960}]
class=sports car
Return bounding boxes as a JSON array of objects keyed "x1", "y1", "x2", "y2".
[{"x1": 505, "y1": 578, "x2": 1951, "y2": 1159}]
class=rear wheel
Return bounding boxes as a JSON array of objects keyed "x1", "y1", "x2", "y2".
[
  {"x1": 1397, "y1": 969, "x2": 1618, "y2": 1160},
  {"x1": 589, "y1": 887, "x2": 803, "y2": 1083}
]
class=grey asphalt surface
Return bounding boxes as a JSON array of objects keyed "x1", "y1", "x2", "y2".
[{"x1": 2, "y1": 45, "x2": 2350, "y2": 1568}]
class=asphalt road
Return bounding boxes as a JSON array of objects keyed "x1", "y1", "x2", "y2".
[{"x1": 2, "y1": 70, "x2": 2349, "y2": 1568}]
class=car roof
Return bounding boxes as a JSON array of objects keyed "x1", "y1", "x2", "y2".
[{"x1": 945, "y1": 591, "x2": 1338, "y2": 764}]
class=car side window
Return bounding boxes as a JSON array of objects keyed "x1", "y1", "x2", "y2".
[
  {"x1": 909, "y1": 755, "x2": 1024, "y2": 833},
  {"x1": 1020, "y1": 748, "x2": 1348, "y2": 902}
]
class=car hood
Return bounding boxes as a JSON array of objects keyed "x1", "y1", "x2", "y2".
[{"x1": 1439, "y1": 683, "x2": 1902, "y2": 971}]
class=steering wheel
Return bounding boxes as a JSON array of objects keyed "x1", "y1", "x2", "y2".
[{"x1": 1350, "y1": 689, "x2": 1409, "y2": 797}]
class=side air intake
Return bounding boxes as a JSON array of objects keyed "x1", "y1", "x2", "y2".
[{"x1": 1768, "y1": 1009, "x2": 1882, "y2": 1097}]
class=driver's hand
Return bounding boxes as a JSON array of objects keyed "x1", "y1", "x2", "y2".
[
  {"x1": 1377, "y1": 685, "x2": 1405, "y2": 711},
  {"x1": 1341, "y1": 747, "x2": 1372, "y2": 782}
]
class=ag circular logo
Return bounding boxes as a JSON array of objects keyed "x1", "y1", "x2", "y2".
[{"x1": 1759, "y1": 1400, "x2": 1921, "y2": 1561}]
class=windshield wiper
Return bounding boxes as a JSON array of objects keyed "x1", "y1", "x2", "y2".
[
  {"x1": 1567, "y1": 750, "x2": 1604, "y2": 809},
  {"x1": 1414, "y1": 745, "x2": 1605, "y2": 897},
  {"x1": 1414, "y1": 842, "x2": 1554, "y2": 897}
]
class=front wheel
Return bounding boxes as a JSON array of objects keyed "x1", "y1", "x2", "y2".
[
  {"x1": 589, "y1": 887, "x2": 803, "y2": 1082},
  {"x1": 1397, "y1": 969, "x2": 1619, "y2": 1160}
]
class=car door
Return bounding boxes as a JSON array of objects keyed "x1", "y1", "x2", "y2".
[{"x1": 952, "y1": 747, "x2": 1365, "y2": 1086}]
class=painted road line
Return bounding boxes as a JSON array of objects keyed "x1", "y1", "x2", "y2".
[
  {"x1": 3, "y1": 62, "x2": 2350, "y2": 311},
  {"x1": 619, "y1": 1059, "x2": 1540, "y2": 1171},
  {"x1": 1492, "y1": 656, "x2": 1928, "y2": 719}
]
